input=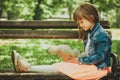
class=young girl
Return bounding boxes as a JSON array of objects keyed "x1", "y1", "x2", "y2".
[{"x1": 12, "y1": 3, "x2": 112, "y2": 80}]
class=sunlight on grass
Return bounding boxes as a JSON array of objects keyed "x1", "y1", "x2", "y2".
[{"x1": 0, "y1": 39, "x2": 119, "y2": 69}]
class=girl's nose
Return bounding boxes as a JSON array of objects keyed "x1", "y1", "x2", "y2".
[
  {"x1": 78, "y1": 23, "x2": 83, "y2": 28},
  {"x1": 77, "y1": 22, "x2": 81, "y2": 28},
  {"x1": 79, "y1": 24, "x2": 83, "y2": 28}
]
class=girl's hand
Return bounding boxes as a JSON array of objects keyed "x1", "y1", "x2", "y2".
[
  {"x1": 67, "y1": 57, "x2": 78, "y2": 64},
  {"x1": 57, "y1": 51, "x2": 71, "y2": 62},
  {"x1": 57, "y1": 51, "x2": 78, "y2": 63}
]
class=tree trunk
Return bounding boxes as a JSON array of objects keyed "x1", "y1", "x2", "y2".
[
  {"x1": 0, "y1": 10, "x2": 2, "y2": 18},
  {"x1": 116, "y1": 8, "x2": 120, "y2": 28},
  {"x1": 33, "y1": 0, "x2": 43, "y2": 20},
  {"x1": 89, "y1": 0, "x2": 93, "y2": 4}
]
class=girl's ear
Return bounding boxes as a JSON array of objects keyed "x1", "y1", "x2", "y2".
[{"x1": 89, "y1": 15, "x2": 94, "y2": 22}]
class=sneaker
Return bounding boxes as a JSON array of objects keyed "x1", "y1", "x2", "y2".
[{"x1": 11, "y1": 50, "x2": 31, "y2": 72}]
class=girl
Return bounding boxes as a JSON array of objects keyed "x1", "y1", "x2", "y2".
[{"x1": 12, "y1": 3, "x2": 112, "y2": 80}]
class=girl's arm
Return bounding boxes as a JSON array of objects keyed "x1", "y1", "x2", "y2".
[{"x1": 78, "y1": 35, "x2": 112, "y2": 65}]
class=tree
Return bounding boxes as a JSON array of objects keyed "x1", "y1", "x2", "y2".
[
  {"x1": 33, "y1": 0, "x2": 44, "y2": 20},
  {"x1": 93, "y1": 0, "x2": 120, "y2": 28},
  {"x1": 113, "y1": 0, "x2": 120, "y2": 28},
  {"x1": 0, "y1": 0, "x2": 8, "y2": 18}
]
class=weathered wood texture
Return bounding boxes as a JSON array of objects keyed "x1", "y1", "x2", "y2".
[
  {"x1": 0, "y1": 30, "x2": 78, "y2": 39},
  {"x1": 0, "y1": 21, "x2": 110, "y2": 29},
  {"x1": 0, "y1": 21, "x2": 110, "y2": 39},
  {"x1": 0, "y1": 71, "x2": 72, "y2": 80}
]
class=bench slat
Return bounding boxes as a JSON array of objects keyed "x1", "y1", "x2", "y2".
[
  {"x1": 0, "y1": 30, "x2": 78, "y2": 39},
  {"x1": 0, "y1": 21, "x2": 110, "y2": 29},
  {"x1": 0, "y1": 72, "x2": 72, "y2": 80}
]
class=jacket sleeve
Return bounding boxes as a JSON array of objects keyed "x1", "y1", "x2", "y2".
[{"x1": 78, "y1": 34, "x2": 112, "y2": 65}]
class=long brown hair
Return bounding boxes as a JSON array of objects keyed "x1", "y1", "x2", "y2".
[{"x1": 73, "y1": 3, "x2": 99, "y2": 40}]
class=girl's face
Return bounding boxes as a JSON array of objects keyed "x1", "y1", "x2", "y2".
[{"x1": 77, "y1": 18, "x2": 94, "y2": 31}]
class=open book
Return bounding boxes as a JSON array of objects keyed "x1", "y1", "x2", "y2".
[{"x1": 48, "y1": 44, "x2": 80, "y2": 57}]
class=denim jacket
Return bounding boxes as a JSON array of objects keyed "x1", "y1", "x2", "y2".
[{"x1": 78, "y1": 22, "x2": 112, "y2": 69}]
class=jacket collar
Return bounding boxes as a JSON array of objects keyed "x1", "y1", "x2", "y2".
[{"x1": 88, "y1": 22, "x2": 100, "y2": 38}]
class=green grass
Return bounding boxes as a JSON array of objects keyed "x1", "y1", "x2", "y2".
[
  {"x1": 0, "y1": 39, "x2": 119, "y2": 69},
  {"x1": 111, "y1": 40, "x2": 120, "y2": 57}
]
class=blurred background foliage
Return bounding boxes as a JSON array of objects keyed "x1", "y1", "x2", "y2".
[{"x1": 0, "y1": 0, "x2": 120, "y2": 27}]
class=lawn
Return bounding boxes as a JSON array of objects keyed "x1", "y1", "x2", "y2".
[{"x1": 0, "y1": 39, "x2": 120, "y2": 69}]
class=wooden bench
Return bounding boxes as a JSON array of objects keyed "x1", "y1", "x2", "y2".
[{"x1": 0, "y1": 21, "x2": 119, "y2": 80}]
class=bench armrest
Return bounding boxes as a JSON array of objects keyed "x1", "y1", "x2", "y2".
[{"x1": 111, "y1": 52, "x2": 120, "y2": 73}]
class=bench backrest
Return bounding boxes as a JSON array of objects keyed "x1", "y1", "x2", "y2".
[{"x1": 0, "y1": 21, "x2": 110, "y2": 39}]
